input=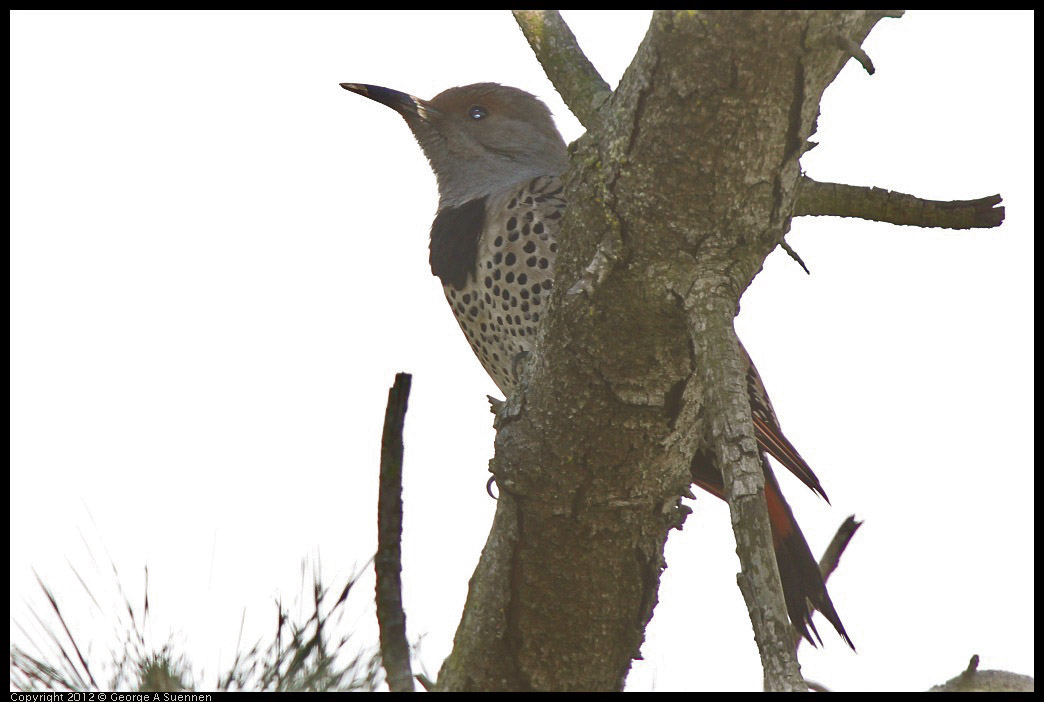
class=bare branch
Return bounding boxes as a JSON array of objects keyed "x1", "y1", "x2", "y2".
[
  {"x1": 691, "y1": 308, "x2": 805, "y2": 691},
  {"x1": 779, "y1": 239, "x2": 811, "y2": 275},
  {"x1": 818, "y1": 515, "x2": 862, "y2": 584},
  {"x1": 376, "y1": 372, "x2": 414, "y2": 692},
  {"x1": 512, "y1": 10, "x2": 613, "y2": 130},
  {"x1": 415, "y1": 673, "x2": 435, "y2": 691},
  {"x1": 796, "y1": 176, "x2": 1005, "y2": 229},
  {"x1": 836, "y1": 34, "x2": 875, "y2": 75}
]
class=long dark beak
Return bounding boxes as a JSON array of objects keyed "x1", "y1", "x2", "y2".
[{"x1": 339, "y1": 83, "x2": 429, "y2": 120}]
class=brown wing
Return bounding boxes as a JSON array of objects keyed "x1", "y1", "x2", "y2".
[{"x1": 739, "y1": 340, "x2": 829, "y2": 503}]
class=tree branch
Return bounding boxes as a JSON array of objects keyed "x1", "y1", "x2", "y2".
[
  {"x1": 836, "y1": 34, "x2": 875, "y2": 75},
  {"x1": 795, "y1": 176, "x2": 1005, "y2": 229},
  {"x1": 779, "y1": 239, "x2": 811, "y2": 275},
  {"x1": 818, "y1": 515, "x2": 862, "y2": 584},
  {"x1": 690, "y1": 302, "x2": 806, "y2": 691},
  {"x1": 376, "y1": 372, "x2": 414, "y2": 692},
  {"x1": 512, "y1": 10, "x2": 613, "y2": 130}
]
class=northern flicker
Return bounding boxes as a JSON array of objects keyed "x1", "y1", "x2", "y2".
[{"x1": 341, "y1": 81, "x2": 853, "y2": 649}]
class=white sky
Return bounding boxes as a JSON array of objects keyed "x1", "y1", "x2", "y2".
[{"x1": 10, "y1": 10, "x2": 1033, "y2": 692}]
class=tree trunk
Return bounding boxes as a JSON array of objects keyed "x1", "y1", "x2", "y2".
[{"x1": 434, "y1": 10, "x2": 984, "y2": 691}]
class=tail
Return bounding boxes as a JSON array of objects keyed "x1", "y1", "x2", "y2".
[
  {"x1": 689, "y1": 451, "x2": 854, "y2": 649},
  {"x1": 761, "y1": 457, "x2": 853, "y2": 648}
]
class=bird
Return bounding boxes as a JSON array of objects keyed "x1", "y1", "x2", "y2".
[{"x1": 341, "y1": 81, "x2": 853, "y2": 649}]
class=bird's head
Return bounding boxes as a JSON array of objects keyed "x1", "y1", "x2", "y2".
[{"x1": 341, "y1": 82, "x2": 568, "y2": 208}]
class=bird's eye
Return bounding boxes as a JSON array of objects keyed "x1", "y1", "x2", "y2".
[{"x1": 468, "y1": 105, "x2": 488, "y2": 120}]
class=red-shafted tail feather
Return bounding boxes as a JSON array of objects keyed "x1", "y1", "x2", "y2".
[{"x1": 761, "y1": 457, "x2": 853, "y2": 649}]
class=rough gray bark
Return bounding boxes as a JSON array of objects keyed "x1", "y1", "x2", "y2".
[{"x1": 434, "y1": 10, "x2": 1001, "y2": 691}]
